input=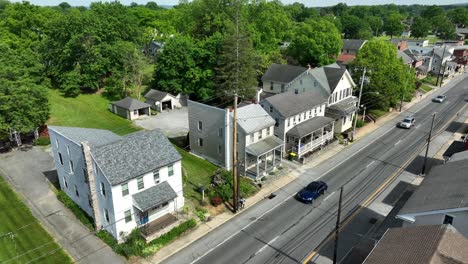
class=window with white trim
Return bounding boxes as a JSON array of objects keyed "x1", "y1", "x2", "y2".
[
  {"x1": 153, "y1": 171, "x2": 160, "y2": 184},
  {"x1": 125, "y1": 210, "x2": 132, "y2": 223},
  {"x1": 75, "y1": 184, "x2": 79, "y2": 197},
  {"x1": 198, "y1": 121, "x2": 203, "y2": 131},
  {"x1": 122, "y1": 183, "x2": 129, "y2": 196},
  {"x1": 101, "y1": 182, "x2": 106, "y2": 197},
  {"x1": 218, "y1": 144, "x2": 222, "y2": 154},
  {"x1": 64, "y1": 177, "x2": 68, "y2": 189},
  {"x1": 69, "y1": 160, "x2": 74, "y2": 174},
  {"x1": 218, "y1": 127, "x2": 223, "y2": 137},
  {"x1": 168, "y1": 165, "x2": 174, "y2": 176},
  {"x1": 58, "y1": 153, "x2": 63, "y2": 165},
  {"x1": 137, "y1": 177, "x2": 144, "y2": 190},
  {"x1": 250, "y1": 134, "x2": 254, "y2": 143},
  {"x1": 198, "y1": 138, "x2": 203, "y2": 147}
]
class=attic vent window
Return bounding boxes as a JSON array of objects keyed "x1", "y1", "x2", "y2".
[{"x1": 294, "y1": 89, "x2": 298, "y2": 94}]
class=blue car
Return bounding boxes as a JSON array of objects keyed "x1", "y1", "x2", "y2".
[{"x1": 296, "y1": 181, "x2": 328, "y2": 203}]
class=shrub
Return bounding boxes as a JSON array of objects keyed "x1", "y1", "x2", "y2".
[
  {"x1": 356, "y1": 119, "x2": 365, "y2": 128},
  {"x1": 34, "y1": 136, "x2": 51, "y2": 146},
  {"x1": 194, "y1": 207, "x2": 208, "y2": 222},
  {"x1": 57, "y1": 190, "x2": 94, "y2": 230}
]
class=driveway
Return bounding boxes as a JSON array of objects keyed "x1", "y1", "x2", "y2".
[
  {"x1": 0, "y1": 147, "x2": 126, "y2": 264},
  {"x1": 134, "y1": 107, "x2": 188, "y2": 138}
]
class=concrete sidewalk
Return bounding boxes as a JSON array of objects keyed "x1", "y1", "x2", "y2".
[{"x1": 150, "y1": 72, "x2": 467, "y2": 264}]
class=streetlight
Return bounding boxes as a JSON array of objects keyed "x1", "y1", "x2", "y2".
[{"x1": 352, "y1": 67, "x2": 367, "y2": 140}]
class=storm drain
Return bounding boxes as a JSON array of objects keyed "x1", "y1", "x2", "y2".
[{"x1": 268, "y1": 193, "x2": 277, "y2": 199}]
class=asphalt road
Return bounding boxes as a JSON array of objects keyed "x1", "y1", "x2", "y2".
[{"x1": 163, "y1": 77, "x2": 468, "y2": 264}]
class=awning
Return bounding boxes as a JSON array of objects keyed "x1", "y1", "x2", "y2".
[
  {"x1": 246, "y1": 136, "x2": 283, "y2": 156},
  {"x1": 326, "y1": 97, "x2": 358, "y2": 118},
  {"x1": 287, "y1": 116, "x2": 335, "y2": 138},
  {"x1": 132, "y1": 182, "x2": 178, "y2": 211}
]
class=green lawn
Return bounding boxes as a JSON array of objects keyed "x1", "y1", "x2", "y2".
[
  {"x1": 0, "y1": 177, "x2": 72, "y2": 264},
  {"x1": 421, "y1": 74, "x2": 438, "y2": 86},
  {"x1": 419, "y1": 84, "x2": 433, "y2": 93},
  {"x1": 175, "y1": 146, "x2": 218, "y2": 203},
  {"x1": 48, "y1": 89, "x2": 141, "y2": 135}
]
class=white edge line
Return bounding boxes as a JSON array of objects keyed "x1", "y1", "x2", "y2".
[
  {"x1": 366, "y1": 160, "x2": 376, "y2": 168},
  {"x1": 323, "y1": 192, "x2": 335, "y2": 201},
  {"x1": 190, "y1": 117, "x2": 400, "y2": 264},
  {"x1": 394, "y1": 140, "x2": 402, "y2": 146},
  {"x1": 256, "y1": 235, "x2": 280, "y2": 255}
]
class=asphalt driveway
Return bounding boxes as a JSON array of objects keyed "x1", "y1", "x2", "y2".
[
  {"x1": 0, "y1": 147, "x2": 126, "y2": 264},
  {"x1": 134, "y1": 107, "x2": 188, "y2": 137}
]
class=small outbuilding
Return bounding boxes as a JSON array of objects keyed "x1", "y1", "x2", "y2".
[
  {"x1": 109, "y1": 97, "x2": 151, "y2": 120},
  {"x1": 144, "y1": 89, "x2": 183, "y2": 112}
]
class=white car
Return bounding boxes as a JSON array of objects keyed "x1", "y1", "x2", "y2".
[
  {"x1": 432, "y1": 95, "x2": 447, "y2": 103},
  {"x1": 399, "y1": 116, "x2": 415, "y2": 129}
]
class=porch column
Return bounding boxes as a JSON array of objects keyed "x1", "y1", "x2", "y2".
[
  {"x1": 332, "y1": 122, "x2": 335, "y2": 136},
  {"x1": 321, "y1": 127, "x2": 324, "y2": 143},
  {"x1": 298, "y1": 137, "x2": 301, "y2": 156},
  {"x1": 256, "y1": 156, "x2": 259, "y2": 177},
  {"x1": 273, "y1": 149, "x2": 276, "y2": 167},
  {"x1": 264, "y1": 153, "x2": 267, "y2": 172}
]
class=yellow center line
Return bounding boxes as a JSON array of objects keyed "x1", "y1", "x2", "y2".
[{"x1": 302, "y1": 105, "x2": 467, "y2": 264}]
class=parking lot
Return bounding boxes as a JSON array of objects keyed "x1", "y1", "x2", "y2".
[{"x1": 134, "y1": 107, "x2": 189, "y2": 138}]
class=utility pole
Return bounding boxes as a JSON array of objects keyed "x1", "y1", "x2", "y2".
[
  {"x1": 352, "y1": 67, "x2": 366, "y2": 139},
  {"x1": 436, "y1": 45, "x2": 446, "y2": 86},
  {"x1": 233, "y1": 94, "x2": 239, "y2": 213},
  {"x1": 439, "y1": 63, "x2": 447, "y2": 87},
  {"x1": 333, "y1": 187, "x2": 344, "y2": 264},
  {"x1": 421, "y1": 113, "x2": 436, "y2": 176}
]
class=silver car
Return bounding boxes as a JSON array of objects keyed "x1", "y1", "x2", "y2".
[
  {"x1": 432, "y1": 95, "x2": 447, "y2": 103},
  {"x1": 399, "y1": 116, "x2": 415, "y2": 129}
]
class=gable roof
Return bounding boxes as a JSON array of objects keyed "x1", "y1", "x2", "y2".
[
  {"x1": 261, "y1": 64, "x2": 306, "y2": 84},
  {"x1": 111, "y1": 97, "x2": 151, "y2": 110},
  {"x1": 91, "y1": 129, "x2": 181, "y2": 185},
  {"x1": 342, "y1": 39, "x2": 367, "y2": 51},
  {"x1": 324, "y1": 67, "x2": 347, "y2": 92},
  {"x1": 287, "y1": 116, "x2": 335, "y2": 138},
  {"x1": 264, "y1": 90, "x2": 328, "y2": 118},
  {"x1": 397, "y1": 50, "x2": 413, "y2": 64},
  {"x1": 235, "y1": 104, "x2": 275, "y2": 134},
  {"x1": 48, "y1": 126, "x2": 121, "y2": 147},
  {"x1": 397, "y1": 159, "x2": 468, "y2": 217},
  {"x1": 144, "y1": 89, "x2": 174, "y2": 102},
  {"x1": 450, "y1": 150, "x2": 468, "y2": 162},
  {"x1": 364, "y1": 225, "x2": 468, "y2": 264},
  {"x1": 132, "y1": 181, "x2": 178, "y2": 211}
]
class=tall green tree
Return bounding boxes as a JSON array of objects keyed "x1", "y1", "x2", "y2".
[
  {"x1": 448, "y1": 7, "x2": 468, "y2": 27},
  {"x1": 216, "y1": 16, "x2": 258, "y2": 100},
  {"x1": 287, "y1": 18, "x2": 341, "y2": 66},
  {"x1": 341, "y1": 15, "x2": 372, "y2": 39},
  {"x1": 350, "y1": 39, "x2": 415, "y2": 110},
  {"x1": 384, "y1": 13, "x2": 403, "y2": 38},
  {"x1": 365, "y1": 16, "x2": 383, "y2": 36},
  {"x1": 433, "y1": 15, "x2": 456, "y2": 40},
  {"x1": 410, "y1": 17, "x2": 430, "y2": 39}
]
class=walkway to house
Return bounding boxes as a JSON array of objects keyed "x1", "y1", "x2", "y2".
[
  {"x1": 148, "y1": 72, "x2": 468, "y2": 264},
  {"x1": 0, "y1": 148, "x2": 126, "y2": 264}
]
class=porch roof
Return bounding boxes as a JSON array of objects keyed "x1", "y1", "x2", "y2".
[
  {"x1": 132, "y1": 182, "x2": 178, "y2": 211},
  {"x1": 287, "y1": 116, "x2": 335, "y2": 138},
  {"x1": 326, "y1": 96, "x2": 358, "y2": 118},
  {"x1": 246, "y1": 136, "x2": 283, "y2": 156}
]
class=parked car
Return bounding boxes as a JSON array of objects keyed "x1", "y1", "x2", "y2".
[
  {"x1": 398, "y1": 116, "x2": 415, "y2": 129},
  {"x1": 432, "y1": 95, "x2": 447, "y2": 103},
  {"x1": 296, "y1": 181, "x2": 328, "y2": 203}
]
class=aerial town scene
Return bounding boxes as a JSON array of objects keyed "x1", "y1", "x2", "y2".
[{"x1": 0, "y1": 0, "x2": 467, "y2": 263}]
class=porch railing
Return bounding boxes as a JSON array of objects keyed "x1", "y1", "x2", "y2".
[{"x1": 297, "y1": 132, "x2": 333, "y2": 155}]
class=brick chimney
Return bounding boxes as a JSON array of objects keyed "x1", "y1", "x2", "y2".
[{"x1": 81, "y1": 141, "x2": 102, "y2": 231}]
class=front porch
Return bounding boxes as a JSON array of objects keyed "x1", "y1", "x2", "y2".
[
  {"x1": 245, "y1": 136, "x2": 283, "y2": 180},
  {"x1": 326, "y1": 96, "x2": 358, "y2": 133},
  {"x1": 139, "y1": 213, "x2": 179, "y2": 241},
  {"x1": 286, "y1": 116, "x2": 335, "y2": 159}
]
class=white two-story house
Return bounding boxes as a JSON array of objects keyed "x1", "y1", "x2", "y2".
[
  {"x1": 48, "y1": 126, "x2": 184, "y2": 242},
  {"x1": 261, "y1": 63, "x2": 357, "y2": 134},
  {"x1": 188, "y1": 101, "x2": 283, "y2": 180},
  {"x1": 261, "y1": 90, "x2": 335, "y2": 159}
]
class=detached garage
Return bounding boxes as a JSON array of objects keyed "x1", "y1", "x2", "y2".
[
  {"x1": 109, "y1": 97, "x2": 151, "y2": 120},
  {"x1": 144, "y1": 89, "x2": 183, "y2": 112}
]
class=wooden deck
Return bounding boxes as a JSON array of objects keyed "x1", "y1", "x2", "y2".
[{"x1": 140, "y1": 213, "x2": 178, "y2": 238}]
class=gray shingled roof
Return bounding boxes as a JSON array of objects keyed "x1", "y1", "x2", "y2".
[
  {"x1": 324, "y1": 67, "x2": 346, "y2": 93},
  {"x1": 326, "y1": 97, "x2": 358, "y2": 118},
  {"x1": 397, "y1": 50, "x2": 413, "y2": 64},
  {"x1": 132, "y1": 182, "x2": 178, "y2": 211},
  {"x1": 261, "y1": 64, "x2": 306, "y2": 83},
  {"x1": 236, "y1": 104, "x2": 275, "y2": 134},
  {"x1": 144, "y1": 89, "x2": 174, "y2": 102},
  {"x1": 364, "y1": 225, "x2": 468, "y2": 264},
  {"x1": 342, "y1": 39, "x2": 367, "y2": 51},
  {"x1": 449, "y1": 150, "x2": 468, "y2": 162},
  {"x1": 48, "y1": 126, "x2": 121, "y2": 147},
  {"x1": 246, "y1": 136, "x2": 283, "y2": 156},
  {"x1": 264, "y1": 90, "x2": 328, "y2": 118},
  {"x1": 91, "y1": 129, "x2": 182, "y2": 185},
  {"x1": 111, "y1": 97, "x2": 151, "y2": 111},
  {"x1": 286, "y1": 116, "x2": 335, "y2": 138},
  {"x1": 397, "y1": 160, "x2": 468, "y2": 216}
]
